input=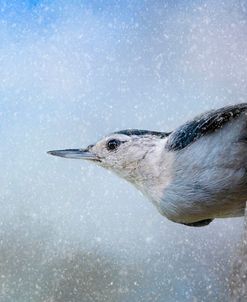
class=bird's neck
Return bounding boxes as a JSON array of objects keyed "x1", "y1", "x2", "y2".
[{"x1": 126, "y1": 139, "x2": 174, "y2": 208}]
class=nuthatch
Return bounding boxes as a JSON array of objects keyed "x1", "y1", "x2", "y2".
[{"x1": 48, "y1": 104, "x2": 247, "y2": 227}]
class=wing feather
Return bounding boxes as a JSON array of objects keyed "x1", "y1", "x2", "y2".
[{"x1": 166, "y1": 103, "x2": 247, "y2": 151}]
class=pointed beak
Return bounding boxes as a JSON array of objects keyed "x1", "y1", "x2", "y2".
[{"x1": 47, "y1": 148, "x2": 100, "y2": 161}]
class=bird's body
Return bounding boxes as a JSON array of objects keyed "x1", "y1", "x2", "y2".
[
  {"x1": 157, "y1": 111, "x2": 247, "y2": 225},
  {"x1": 48, "y1": 103, "x2": 247, "y2": 227}
]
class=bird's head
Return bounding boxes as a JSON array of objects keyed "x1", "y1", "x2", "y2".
[{"x1": 48, "y1": 129, "x2": 169, "y2": 183}]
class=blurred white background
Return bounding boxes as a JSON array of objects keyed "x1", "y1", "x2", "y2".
[{"x1": 0, "y1": 0, "x2": 246, "y2": 301}]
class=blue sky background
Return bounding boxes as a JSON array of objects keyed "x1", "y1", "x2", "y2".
[{"x1": 1, "y1": 1, "x2": 247, "y2": 301}]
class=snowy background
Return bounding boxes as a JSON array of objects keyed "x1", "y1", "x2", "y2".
[{"x1": 0, "y1": 0, "x2": 246, "y2": 301}]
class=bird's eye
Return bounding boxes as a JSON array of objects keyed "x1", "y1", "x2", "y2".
[{"x1": 106, "y1": 139, "x2": 121, "y2": 151}]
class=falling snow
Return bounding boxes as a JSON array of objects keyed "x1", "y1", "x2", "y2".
[{"x1": 0, "y1": 0, "x2": 247, "y2": 301}]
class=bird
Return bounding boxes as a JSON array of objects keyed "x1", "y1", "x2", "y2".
[{"x1": 48, "y1": 103, "x2": 247, "y2": 227}]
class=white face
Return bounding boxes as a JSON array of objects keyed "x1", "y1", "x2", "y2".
[
  {"x1": 89, "y1": 134, "x2": 150, "y2": 176},
  {"x1": 48, "y1": 132, "x2": 165, "y2": 182}
]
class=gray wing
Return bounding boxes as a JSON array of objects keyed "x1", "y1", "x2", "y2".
[{"x1": 166, "y1": 103, "x2": 247, "y2": 151}]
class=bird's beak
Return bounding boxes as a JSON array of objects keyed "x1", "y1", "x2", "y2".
[{"x1": 47, "y1": 149, "x2": 100, "y2": 161}]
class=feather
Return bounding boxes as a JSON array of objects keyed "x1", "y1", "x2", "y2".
[
  {"x1": 114, "y1": 129, "x2": 170, "y2": 138},
  {"x1": 166, "y1": 103, "x2": 247, "y2": 151},
  {"x1": 181, "y1": 219, "x2": 213, "y2": 227}
]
